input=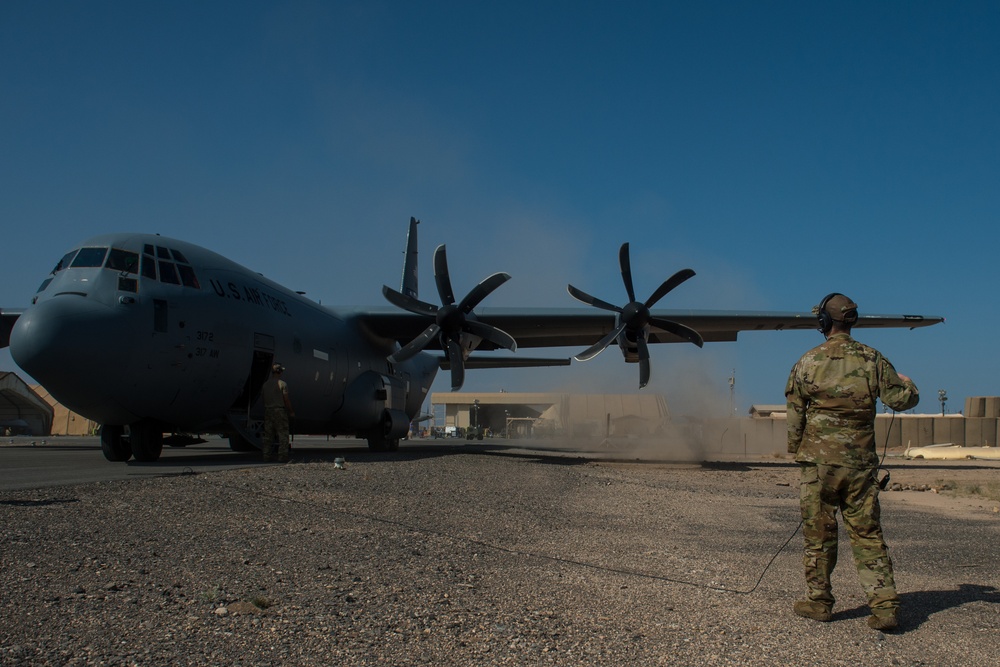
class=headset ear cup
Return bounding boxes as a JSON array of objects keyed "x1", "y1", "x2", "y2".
[
  {"x1": 818, "y1": 311, "x2": 832, "y2": 334},
  {"x1": 817, "y1": 293, "x2": 838, "y2": 334}
]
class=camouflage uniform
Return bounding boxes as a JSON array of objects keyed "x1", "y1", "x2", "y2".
[
  {"x1": 786, "y1": 332, "x2": 918, "y2": 619},
  {"x1": 261, "y1": 371, "x2": 292, "y2": 462}
]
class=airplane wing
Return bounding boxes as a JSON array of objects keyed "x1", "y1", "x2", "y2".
[
  {"x1": 486, "y1": 308, "x2": 944, "y2": 347},
  {"x1": 358, "y1": 307, "x2": 943, "y2": 351},
  {"x1": 1, "y1": 308, "x2": 24, "y2": 349},
  {"x1": 356, "y1": 305, "x2": 943, "y2": 390}
]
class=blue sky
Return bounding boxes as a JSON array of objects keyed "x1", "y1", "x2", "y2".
[{"x1": 1, "y1": 1, "x2": 996, "y2": 416}]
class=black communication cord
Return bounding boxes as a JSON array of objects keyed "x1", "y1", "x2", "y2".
[
  {"x1": 877, "y1": 408, "x2": 897, "y2": 490},
  {"x1": 211, "y1": 468, "x2": 806, "y2": 596},
  {"x1": 204, "y1": 412, "x2": 900, "y2": 597}
]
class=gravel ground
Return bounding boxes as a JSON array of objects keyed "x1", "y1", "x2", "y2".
[{"x1": 1, "y1": 448, "x2": 998, "y2": 666}]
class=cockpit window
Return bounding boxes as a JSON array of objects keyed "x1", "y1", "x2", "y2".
[
  {"x1": 51, "y1": 249, "x2": 79, "y2": 274},
  {"x1": 140, "y1": 253, "x2": 157, "y2": 280},
  {"x1": 71, "y1": 247, "x2": 108, "y2": 268},
  {"x1": 159, "y1": 261, "x2": 180, "y2": 284},
  {"x1": 105, "y1": 248, "x2": 139, "y2": 274},
  {"x1": 129, "y1": 244, "x2": 201, "y2": 288},
  {"x1": 177, "y1": 263, "x2": 200, "y2": 288}
]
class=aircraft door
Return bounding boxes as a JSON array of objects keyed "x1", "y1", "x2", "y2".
[
  {"x1": 227, "y1": 333, "x2": 275, "y2": 443},
  {"x1": 231, "y1": 348, "x2": 273, "y2": 413}
]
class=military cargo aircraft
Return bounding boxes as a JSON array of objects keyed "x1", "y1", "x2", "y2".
[{"x1": 0, "y1": 218, "x2": 943, "y2": 462}]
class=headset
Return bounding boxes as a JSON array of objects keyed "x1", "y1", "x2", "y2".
[{"x1": 815, "y1": 292, "x2": 858, "y2": 334}]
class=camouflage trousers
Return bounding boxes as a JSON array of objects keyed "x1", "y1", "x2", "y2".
[
  {"x1": 262, "y1": 407, "x2": 290, "y2": 461},
  {"x1": 799, "y1": 463, "x2": 898, "y2": 614}
]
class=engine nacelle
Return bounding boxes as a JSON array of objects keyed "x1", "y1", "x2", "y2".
[
  {"x1": 617, "y1": 326, "x2": 647, "y2": 363},
  {"x1": 381, "y1": 408, "x2": 411, "y2": 440},
  {"x1": 335, "y1": 371, "x2": 411, "y2": 433}
]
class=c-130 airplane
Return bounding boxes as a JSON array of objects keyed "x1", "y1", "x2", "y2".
[{"x1": 0, "y1": 218, "x2": 942, "y2": 463}]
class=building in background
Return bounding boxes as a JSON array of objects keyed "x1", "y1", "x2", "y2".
[{"x1": 429, "y1": 392, "x2": 670, "y2": 439}]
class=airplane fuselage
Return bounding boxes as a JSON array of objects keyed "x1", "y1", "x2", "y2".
[
  {"x1": 10, "y1": 233, "x2": 437, "y2": 452},
  {"x1": 3, "y1": 223, "x2": 946, "y2": 462}
]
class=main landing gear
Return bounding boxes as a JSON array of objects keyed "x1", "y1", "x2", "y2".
[{"x1": 366, "y1": 408, "x2": 407, "y2": 451}]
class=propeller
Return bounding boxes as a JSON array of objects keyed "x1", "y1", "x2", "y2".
[
  {"x1": 567, "y1": 242, "x2": 704, "y2": 388},
  {"x1": 383, "y1": 244, "x2": 516, "y2": 390}
]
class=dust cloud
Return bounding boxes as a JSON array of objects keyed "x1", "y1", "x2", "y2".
[{"x1": 488, "y1": 349, "x2": 745, "y2": 462}]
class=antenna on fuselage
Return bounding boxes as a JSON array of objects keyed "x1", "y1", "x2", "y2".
[{"x1": 401, "y1": 217, "x2": 420, "y2": 299}]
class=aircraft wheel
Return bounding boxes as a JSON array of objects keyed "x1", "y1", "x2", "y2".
[
  {"x1": 100, "y1": 424, "x2": 132, "y2": 462},
  {"x1": 130, "y1": 421, "x2": 164, "y2": 462}
]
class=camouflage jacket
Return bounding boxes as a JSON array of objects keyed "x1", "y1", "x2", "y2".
[
  {"x1": 261, "y1": 378, "x2": 289, "y2": 410},
  {"x1": 785, "y1": 333, "x2": 919, "y2": 468}
]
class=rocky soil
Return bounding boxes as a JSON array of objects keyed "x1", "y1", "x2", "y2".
[{"x1": 2, "y1": 449, "x2": 998, "y2": 666}]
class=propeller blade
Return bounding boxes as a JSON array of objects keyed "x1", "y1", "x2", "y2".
[
  {"x1": 458, "y1": 272, "x2": 511, "y2": 313},
  {"x1": 388, "y1": 324, "x2": 441, "y2": 363},
  {"x1": 574, "y1": 322, "x2": 627, "y2": 362},
  {"x1": 649, "y1": 317, "x2": 705, "y2": 347},
  {"x1": 433, "y1": 245, "x2": 456, "y2": 306},
  {"x1": 463, "y1": 319, "x2": 517, "y2": 352},
  {"x1": 570, "y1": 243, "x2": 704, "y2": 384},
  {"x1": 386, "y1": 240, "x2": 514, "y2": 379},
  {"x1": 645, "y1": 269, "x2": 696, "y2": 309},
  {"x1": 619, "y1": 243, "x2": 636, "y2": 303},
  {"x1": 567, "y1": 284, "x2": 623, "y2": 313},
  {"x1": 382, "y1": 285, "x2": 440, "y2": 317},
  {"x1": 637, "y1": 337, "x2": 651, "y2": 388},
  {"x1": 446, "y1": 335, "x2": 465, "y2": 390}
]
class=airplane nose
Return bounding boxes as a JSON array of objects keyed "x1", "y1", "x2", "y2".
[{"x1": 10, "y1": 296, "x2": 136, "y2": 419}]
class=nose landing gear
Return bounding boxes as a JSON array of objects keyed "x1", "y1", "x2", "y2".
[
  {"x1": 99, "y1": 420, "x2": 164, "y2": 462},
  {"x1": 100, "y1": 424, "x2": 132, "y2": 462}
]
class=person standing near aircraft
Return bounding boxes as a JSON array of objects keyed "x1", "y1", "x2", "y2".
[
  {"x1": 261, "y1": 363, "x2": 294, "y2": 463},
  {"x1": 785, "y1": 293, "x2": 919, "y2": 632}
]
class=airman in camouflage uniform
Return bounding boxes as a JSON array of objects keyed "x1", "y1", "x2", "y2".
[
  {"x1": 261, "y1": 363, "x2": 294, "y2": 463},
  {"x1": 786, "y1": 293, "x2": 918, "y2": 632}
]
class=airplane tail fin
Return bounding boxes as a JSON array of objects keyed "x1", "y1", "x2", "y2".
[{"x1": 400, "y1": 217, "x2": 419, "y2": 299}]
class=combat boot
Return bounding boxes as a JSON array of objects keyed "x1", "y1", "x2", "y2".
[
  {"x1": 793, "y1": 600, "x2": 832, "y2": 622},
  {"x1": 867, "y1": 612, "x2": 899, "y2": 632}
]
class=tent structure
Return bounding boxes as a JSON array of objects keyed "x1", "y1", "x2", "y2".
[{"x1": 0, "y1": 372, "x2": 53, "y2": 436}]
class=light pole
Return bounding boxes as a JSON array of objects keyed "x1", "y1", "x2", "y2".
[
  {"x1": 728, "y1": 369, "x2": 735, "y2": 416},
  {"x1": 938, "y1": 389, "x2": 947, "y2": 416}
]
